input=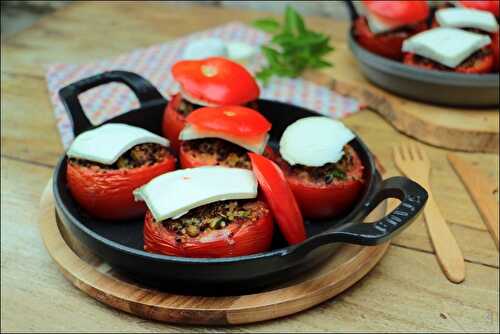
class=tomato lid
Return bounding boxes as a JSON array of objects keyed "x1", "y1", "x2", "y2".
[
  {"x1": 459, "y1": 0, "x2": 500, "y2": 17},
  {"x1": 249, "y1": 153, "x2": 306, "y2": 245},
  {"x1": 172, "y1": 57, "x2": 260, "y2": 106},
  {"x1": 363, "y1": 0, "x2": 429, "y2": 26},
  {"x1": 185, "y1": 105, "x2": 271, "y2": 142}
]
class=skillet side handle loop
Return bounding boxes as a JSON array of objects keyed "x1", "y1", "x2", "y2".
[
  {"x1": 343, "y1": 0, "x2": 359, "y2": 23},
  {"x1": 290, "y1": 176, "x2": 428, "y2": 257},
  {"x1": 58, "y1": 71, "x2": 164, "y2": 137}
]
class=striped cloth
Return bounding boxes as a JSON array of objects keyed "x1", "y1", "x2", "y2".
[{"x1": 45, "y1": 22, "x2": 360, "y2": 148}]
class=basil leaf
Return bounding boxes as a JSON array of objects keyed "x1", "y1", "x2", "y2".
[
  {"x1": 252, "y1": 19, "x2": 281, "y2": 33},
  {"x1": 285, "y1": 5, "x2": 306, "y2": 35},
  {"x1": 253, "y1": 5, "x2": 334, "y2": 85}
]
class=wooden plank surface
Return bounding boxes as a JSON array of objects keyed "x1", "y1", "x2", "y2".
[{"x1": 1, "y1": 1, "x2": 498, "y2": 332}]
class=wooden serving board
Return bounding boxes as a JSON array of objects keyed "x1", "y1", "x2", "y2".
[
  {"x1": 305, "y1": 50, "x2": 499, "y2": 154},
  {"x1": 38, "y1": 182, "x2": 391, "y2": 325}
]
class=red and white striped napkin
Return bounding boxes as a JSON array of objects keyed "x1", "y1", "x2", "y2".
[{"x1": 45, "y1": 22, "x2": 361, "y2": 148}]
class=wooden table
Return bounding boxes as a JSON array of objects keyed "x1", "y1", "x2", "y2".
[{"x1": 1, "y1": 2, "x2": 498, "y2": 332}]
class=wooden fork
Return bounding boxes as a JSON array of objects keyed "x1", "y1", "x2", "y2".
[{"x1": 393, "y1": 142, "x2": 465, "y2": 283}]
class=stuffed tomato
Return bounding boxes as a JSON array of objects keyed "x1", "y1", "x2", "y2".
[
  {"x1": 268, "y1": 117, "x2": 365, "y2": 220},
  {"x1": 135, "y1": 163, "x2": 307, "y2": 257},
  {"x1": 354, "y1": 0, "x2": 429, "y2": 60},
  {"x1": 135, "y1": 167, "x2": 274, "y2": 257},
  {"x1": 163, "y1": 57, "x2": 260, "y2": 151},
  {"x1": 402, "y1": 27, "x2": 495, "y2": 73},
  {"x1": 66, "y1": 124, "x2": 176, "y2": 220},
  {"x1": 430, "y1": 6, "x2": 498, "y2": 73},
  {"x1": 178, "y1": 105, "x2": 272, "y2": 169}
]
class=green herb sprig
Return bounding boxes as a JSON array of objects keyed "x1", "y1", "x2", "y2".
[{"x1": 252, "y1": 5, "x2": 334, "y2": 85}]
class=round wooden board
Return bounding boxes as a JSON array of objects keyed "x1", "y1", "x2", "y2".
[
  {"x1": 38, "y1": 181, "x2": 391, "y2": 325},
  {"x1": 306, "y1": 67, "x2": 499, "y2": 154}
]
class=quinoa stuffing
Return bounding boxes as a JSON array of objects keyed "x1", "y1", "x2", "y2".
[
  {"x1": 69, "y1": 143, "x2": 170, "y2": 170},
  {"x1": 285, "y1": 146, "x2": 362, "y2": 185},
  {"x1": 182, "y1": 138, "x2": 254, "y2": 169},
  {"x1": 161, "y1": 200, "x2": 268, "y2": 238},
  {"x1": 411, "y1": 48, "x2": 492, "y2": 71}
]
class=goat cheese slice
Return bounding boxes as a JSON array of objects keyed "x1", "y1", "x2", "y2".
[
  {"x1": 179, "y1": 124, "x2": 269, "y2": 154},
  {"x1": 402, "y1": 27, "x2": 492, "y2": 68},
  {"x1": 134, "y1": 166, "x2": 258, "y2": 221},
  {"x1": 279, "y1": 117, "x2": 355, "y2": 167},
  {"x1": 436, "y1": 8, "x2": 499, "y2": 33},
  {"x1": 366, "y1": 13, "x2": 398, "y2": 34},
  {"x1": 66, "y1": 123, "x2": 169, "y2": 165}
]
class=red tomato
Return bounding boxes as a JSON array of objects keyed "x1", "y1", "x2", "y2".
[
  {"x1": 491, "y1": 32, "x2": 499, "y2": 71},
  {"x1": 249, "y1": 153, "x2": 306, "y2": 245},
  {"x1": 268, "y1": 146, "x2": 365, "y2": 220},
  {"x1": 363, "y1": 0, "x2": 429, "y2": 27},
  {"x1": 186, "y1": 106, "x2": 271, "y2": 143},
  {"x1": 354, "y1": 17, "x2": 428, "y2": 60},
  {"x1": 459, "y1": 0, "x2": 500, "y2": 17},
  {"x1": 162, "y1": 93, "x2": 185, "y2": 152},
  {"x1": 66, "y1": 154, "x2": 176, "y2": 220},
  {"x1": 172, "y1": 57, "x2": 260, "y2": 106},
  {"x1": 403, "y1": 49, "x2": 495, "y2": 73},
  {"x1": 143, "y1": 201, "x2": 274, "y2": 258}
]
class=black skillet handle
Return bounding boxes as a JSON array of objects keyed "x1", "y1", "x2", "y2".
[
  {"x1": 291, "y1": 176, "x2": 428, "y2": 256},
  {"x1": 58, "y1": 71, "x2": 164, "y2": 137},
  {"x1": 343, "y1": 0, "x2": 359, "y2": 23}
]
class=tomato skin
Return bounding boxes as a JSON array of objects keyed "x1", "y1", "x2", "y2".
[
  {"x1": 354, "y1": 17, "x2": 427, "y2": 60},
  {"x1": 162, "y1": 93, "x2": 186, "y2": 153},
  {"x1": 143, "y1": 203, "x2": 274, "y2": 258},
  {"x1": 172, "y1": 57, "x2": 260, "y2": 106},
  {"x1": 186, "y1": 106, "x2": 271, "y2": 141},
  {"x1": 362, "y1": 0, "x2": 430, "y2": 27},
  {"x1": 66, "y1": 154, "x2": 176, "y2": 220},
  {"x1": 268, "y1": 146, "x2": 365, "y2": 220},
  {"x1": 459, "y1": 0, "x2": 500, "y2": 17},
  {"x1": 249, "y1": 153, "x2": 306, "y2": 245},
  {"x1": 403, "y1": 50, "x2": 494, "y2": 73}
]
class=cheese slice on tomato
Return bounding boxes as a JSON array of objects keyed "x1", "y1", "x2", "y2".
[
  {"x1": 366, "y1": 13, "x2": 400, "y2": 34},
  {"x1": 436, "y1": 8, "x2": 499, "y2": 33},
  {"x1": 134, "y1": 166, "x2": 258, "y2": 221},
  {"x1": 279, "y1": 117, "x2": 355, "y2": 167},
  {"x1": 180, "y1": 88, "x2": 219, "y2": 107},
  {"x1": 179, "y1": 124, "x2": 269, "y2": 154},
  {"x1": 67, "y1": 123, "x2": 169, "y2": 165},
  {"x1": 402, "y1": 27, "x2": 492, "y2": 68}
]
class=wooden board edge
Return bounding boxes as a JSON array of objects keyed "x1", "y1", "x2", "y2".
[
  {"x1": 38, "y1": 180, "x2": 390, "y2": 325},
  {"x1": 324, "y1": 78, "x2": 499, "y2": 154}
]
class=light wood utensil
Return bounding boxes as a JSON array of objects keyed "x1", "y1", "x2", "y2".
[
  {"x1": 447, "y1": 154, "x2": 499, "y2": 250},
  {"x1": 393, "y1": 143, "x2": 465, "y2": 283}
]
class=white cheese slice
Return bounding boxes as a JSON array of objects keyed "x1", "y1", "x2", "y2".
[
  {"x1": 279, "y1": 117, "x2": 355, "y2": 167},
  {"x1": 402, "y1": 27, "x2": 492, "y2": 68},
  {"x1": 134, "y1": 166, "x2": 258, "y2": 221},
  {"x1": 436, "y1": 8, "x2": 499, "y2": 33},
  {"x1": 179, "y1": 88, "x2": 219, "y2": 107},
  {"x1": 179, "y1": 124, "x2": 269, "y2": 154},
  {"x1": 182, "y1": 38, "x2": 228, "y2": 60},
  {"x1": 66, "y1": 123, "x2": 169, "y2": 165},
  {"x1": 366, "y1": 13, "x2": 398, "y2": 34}
]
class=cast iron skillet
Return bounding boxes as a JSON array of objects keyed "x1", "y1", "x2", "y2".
[
  {"x1": 344, "y1": 0, "x2": 499, "y2": 108},
  {"x1": 53, "y1": 70, "x2": 428, "y2": 294}
]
